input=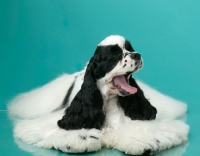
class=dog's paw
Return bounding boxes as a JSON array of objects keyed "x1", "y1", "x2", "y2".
[
  {"x1": 102, "y1": 120, "x2": 189, "y2": 155},
  {"x1": 49, "y1": 128, "x2": 102, "y2": 153}
]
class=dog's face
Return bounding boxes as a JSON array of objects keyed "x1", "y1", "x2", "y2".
[{"x1": 93, "y1": 35, "x2": 143, "y2": 97}]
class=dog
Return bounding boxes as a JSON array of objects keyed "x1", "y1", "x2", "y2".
[{"x1": 8, "y1": 35, "x2": 189, "y2": 155}]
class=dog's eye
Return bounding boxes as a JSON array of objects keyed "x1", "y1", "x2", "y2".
[{"x1": 113, "y1": 53, "x2": 121, "y2": 58}]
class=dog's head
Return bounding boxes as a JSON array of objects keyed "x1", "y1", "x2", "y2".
[{"x1": 91, "y1": 35, "x2": 143, "y2": 97}]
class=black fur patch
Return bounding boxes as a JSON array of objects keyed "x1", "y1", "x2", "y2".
[
  {"x1": 124, "y1": 40, "x2": 135, "y2": 52},
  {"x1": 90, "y1": 136, "x2": 99, "y2": 139},
  {"x1": 142, "y1": 149, "x2": 151, "y2": 156},
  {"x1": 61, "y1": 78, "x2": 76, "y2": 107},
  {"x1": 66, "y1": 145, "x2": 70, "y2": 149}
]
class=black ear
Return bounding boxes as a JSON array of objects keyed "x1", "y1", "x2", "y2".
[
  {"x1": 118, "y1": 76, "x2": 157, "y2": 120},
  {"x1": 124, "y1": 40, "x2": 135, "y2": 52},
  {"x1": 57, "y1": 57, "x2": 105, "y2": 130}
]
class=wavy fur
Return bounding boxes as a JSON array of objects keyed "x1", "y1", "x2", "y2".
[{"x1": 57, "y1": 57, "x2": 105, "y2": 130}]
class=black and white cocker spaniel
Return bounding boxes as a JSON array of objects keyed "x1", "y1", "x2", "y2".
[{"x1": 8, "y1": 35, "x2": 189, "y2": 155}]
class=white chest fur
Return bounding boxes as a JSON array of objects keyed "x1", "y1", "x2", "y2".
[{"x1": 103, "y1": 97, "x2": 131, "y2": 129}]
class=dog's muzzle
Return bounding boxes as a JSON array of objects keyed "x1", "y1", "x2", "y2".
[{"x1": 123, "y1": 52, "x2": 141, "y2": 61}]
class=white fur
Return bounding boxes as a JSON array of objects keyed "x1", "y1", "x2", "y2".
[
  {"x1": 8, "y1": 71, "x2": 189, "y2": 155},
  {"x1": 8, "y1": 74, "x2": 75, "y2": 119},
  {"x1": 8, "y1": 35, "x2": 189, "y2": 155},
  {"x1": 14, "y1": 111, "x2": 101, "y2": 153},
  {"x1": 102, "y1": 120, "x2": 188, "y2": 155}
]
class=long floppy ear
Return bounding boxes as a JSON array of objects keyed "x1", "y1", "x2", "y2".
[
  {"x1": 57, "y1": 57, "x2": 105, "y2": 130},
  {"x1": 118, "y1": 76, "x2": 157, "y2": 120}
]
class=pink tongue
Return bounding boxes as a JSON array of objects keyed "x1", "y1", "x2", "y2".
[{"x1": 113, "y1": 75, "x2": 137, "y2": 94}]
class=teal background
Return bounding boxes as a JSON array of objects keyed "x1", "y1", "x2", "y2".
[{"x1": 0, "y1": 0, "x2": 200, "y2": 155}]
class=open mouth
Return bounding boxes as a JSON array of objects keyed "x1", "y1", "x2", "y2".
[{"x1": 112, "y1": 73, "x2": 137, "y2": 95}]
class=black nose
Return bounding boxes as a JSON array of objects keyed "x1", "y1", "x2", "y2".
[{"x1": 130, "y1": 53, "x2": 141, "y2": 60}]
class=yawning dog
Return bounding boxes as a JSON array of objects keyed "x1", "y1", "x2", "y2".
[{"x1": 8, "y1": 35, "x2": 189, "y2": 155}]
